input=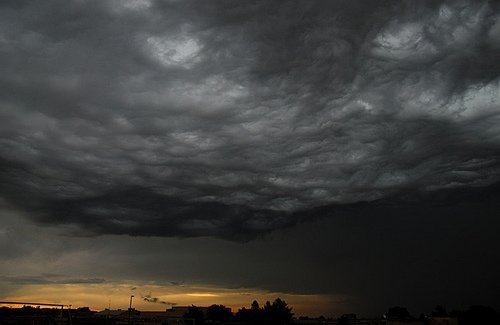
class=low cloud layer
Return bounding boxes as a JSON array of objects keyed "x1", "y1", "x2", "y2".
[
  {"x1": 1, "y1": 0, "x2": 500, "y2": 239},
  {"x1": 1, "y1": 274, "x2": 105, "y2": 285}
]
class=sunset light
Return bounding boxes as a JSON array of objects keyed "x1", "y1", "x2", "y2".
[{"x1": 1, "y1": 0, "x2": 499, "y2": 323}]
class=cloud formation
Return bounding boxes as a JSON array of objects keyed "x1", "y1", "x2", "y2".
[
  {"x1": 1, "y1": 274, "x2": 105, "y2": 285},
  {"x1": 143, "y1": 292, "x2": 176, "y2": 306},
  {"x1": 1, "y1": 0, "x2": 500, "y2": 239}
]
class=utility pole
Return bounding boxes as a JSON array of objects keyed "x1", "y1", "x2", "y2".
[{"x1": 128, "y1": 295, "x2": 134, "y2": 325}]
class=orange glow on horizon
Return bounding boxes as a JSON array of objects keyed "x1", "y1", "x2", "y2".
[
  {"x1": 0, "y1": 281, "x2": 348, "y2": 317},
  {"x1": 186, "y1": 293, "x2": 219, "y2": 297}
]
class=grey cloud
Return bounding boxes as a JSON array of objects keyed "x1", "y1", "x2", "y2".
[
  {"x1": 13, "y1": 186, "x2": 292, "y2": 240},
  {"x1": 143, "y1": 293, "x2": 176, "y2": 306},
  {"x1": 1, "y1": 275, "x2": 106, "y2": 285},
  {"x1": 1, "y1": 0, "x2": 500, "y2": 239}
]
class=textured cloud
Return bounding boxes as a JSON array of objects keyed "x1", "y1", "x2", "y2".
[
  {"x1": 1, "y1": 274, "x2": 105, "y2": 285},
  {"x1": 143, "y1": 292, "x2": 176, "y2": 306},
  {"x1": 1, "y1": 0, "x2": 500, "y2": 239}
]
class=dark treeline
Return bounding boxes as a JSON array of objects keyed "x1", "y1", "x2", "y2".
[
  {"x1": 183, "y1": 302, "x2": 500, "y2": 325},
  {"x1": 184, "y1": 298, "x2": 293, "y2": 325},
  {"x1": 182, "y1": 301, "x2": 500, "y2": 325},
  {"x1": 334, "y1": 305, "x2": 500, "y2": 325},
  {"x1": 1, "y1": 300, "x2": 500, "y2": 325},
  {"x1": 392, "y1": 305, "x2": 500, "y2": 325}
]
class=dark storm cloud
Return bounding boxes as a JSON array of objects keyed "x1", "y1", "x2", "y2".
[
  {"x1": 25, "y1": 186, "x2": 291, "y2": 240},
  {"x1": 1, "y1": 274, "x2": 105, "y2": 285},
  {"x1": 1, "y1": 0, "x2": 500, "y2": 239}
]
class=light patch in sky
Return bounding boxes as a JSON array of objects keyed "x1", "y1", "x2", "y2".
[
  {"x1": 396, "y1": 73, "x2": 447, "y2": 118},
  {"x1": 448, "y1": 81, "x2": 500, "y2": 119},
  {"x1": 124, "y1": 0, "x2": 152, "y2": 10},
  {"x1": 110, "y1": 0, "x2": 152, "y2": 12},
  {"x1": 186, "y1": 293, "x2": 220, "y2": 297},
  {"x1": 355, "y1": 100, "x2": 373, "y2": 112},
  {"x1": 175, "y1": 75, "x2": 249, "y2": 108},
  {"x1": 434, "y1": 3, "x2": 489, "y2": 47},
  {"x1": 132, "y1": 75, "x2": 249, "y2": 116},
  {"x1": 372, "y1": 22, "x2": 437, "y2": 61},
  {"x1": 147, "y1": 36, "x2": 201, "y2": 68}
]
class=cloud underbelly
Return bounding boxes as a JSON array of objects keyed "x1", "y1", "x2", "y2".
[{"x1": 1, "y1": 0, "x2": 500, "y2": 239}]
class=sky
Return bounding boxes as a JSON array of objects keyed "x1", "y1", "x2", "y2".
[{"x1": 1, "y1": 0, "x2": 500, "y2": 318}]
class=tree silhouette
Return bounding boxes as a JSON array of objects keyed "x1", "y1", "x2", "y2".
[
  {"x1": 250, "y1": 300, "x2": 262, "y2": 324},
  {"x1": 263, "y1": 298, "x2": 293, "y2": 325},
  {"x1": 430, "y1": 305, "x2": 448, "y2": 317},
  {"x1": 236, "y1": 298, "x2": 292, "y2": 325},
  {"x1": 386, "y1": 306, "x2": 411, "y2": 320},
  {"x1": 206, "y1": 304, "x2": 232, "y2": 323},
  {"x1": 251, "y1": 300, "x2": 259, "y2": 311},
  {"x1": 184, "y1": 305, "x2": 205, "y2": 325},
  {"x1": 458, "y1": 305, "x2": 500, "y2": 325},
  {"x1": 235, "y1": 307, "x2": 251, "y2": 323},
  {"x1": 236, "y1": 300, "x2": 262, "y2": 325}
]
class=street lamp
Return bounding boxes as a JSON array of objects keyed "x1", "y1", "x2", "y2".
[{"x1": 128, "y1": 295, "x2": 134, "y2": 325}]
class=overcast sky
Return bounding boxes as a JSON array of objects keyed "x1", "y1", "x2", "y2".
[{"x1": 1, "y1": 0, "x2": 500, "y2": 318}]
